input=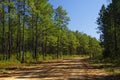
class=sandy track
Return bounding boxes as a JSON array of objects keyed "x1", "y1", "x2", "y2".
[{"x1": 0, "y1": 57, "x2": 108, "y2": 80}]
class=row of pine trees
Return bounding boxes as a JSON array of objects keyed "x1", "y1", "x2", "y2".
[
  {"x1": 0, "y1": 0, "x2": 102, "y2": 62},
  {"x1": 97, "y1": 0, "x2": 120, "y2": 60}
]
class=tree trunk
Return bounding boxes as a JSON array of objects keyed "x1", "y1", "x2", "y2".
[
  {"x1": 21, "y1": 0, "x2": 25, "y2": 63},
  {"x1": 57, "y1": 36, "x2": 59, "y2": 59},
  {"x1": 34, "y1": 14, "x2": 38, "y2": 60},
  {"x1": 32, "y1": 14, "x2": 34, "y2": 58},
  {"x1": 8, "y1": 0, "x2": 11, "y2": 59},
  {"x1": 42, "y1": 32, "x2": 45, "y2": 60},
  {"x1": 2, "y1": 0, "x2": 5, "y2": 58},
  {"x1": 17, "y1": 0, "x2": 21, "y2": 60}
]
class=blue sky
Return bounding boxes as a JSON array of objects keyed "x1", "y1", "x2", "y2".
[{"x1": 49, "y1": 0, "x2": 109, "y2": 39}]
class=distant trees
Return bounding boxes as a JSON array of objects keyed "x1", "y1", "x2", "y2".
[
  {"x1": 53, "y1": 6, "x2": 70, "y2": 58},
  {"x1": 97, "y1": 0, "x2": 120, "y2": 59},
  {"x1": 0, "y1": 0, "x2": 102, "y2": 62}
]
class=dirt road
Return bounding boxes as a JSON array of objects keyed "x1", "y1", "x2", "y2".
[{"x1": 0, "y1": 57, "x2": 109, "y2": 80}]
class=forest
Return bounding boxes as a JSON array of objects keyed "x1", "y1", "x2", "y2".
[
  {"x1": 0, "y1": 0, "x2": 120, "y2": 80},
  {"x1": 97, "y1": 0, "x2": 120, "y2": 61},
  {"x1": 0, "y1": 0, "x2": 102, "y2": 63}
]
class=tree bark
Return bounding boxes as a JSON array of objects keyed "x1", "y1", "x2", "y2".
[
  {"x1": 8, "y1": 0, "x2": 11, "y2": 59},
  {"x1": 21, "y1": 0, "x2": 25, "y2": 63}
]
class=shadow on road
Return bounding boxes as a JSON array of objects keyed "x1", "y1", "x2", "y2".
[{"x1": 0, "y1": 57, "x2": 120, "y2": 80}]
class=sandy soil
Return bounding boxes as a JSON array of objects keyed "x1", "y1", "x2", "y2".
[{"x1": 0, "y1": 57, "x2": 109, "y2": 80}]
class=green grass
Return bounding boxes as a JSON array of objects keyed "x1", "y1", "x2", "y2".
[
  {"x1": 0, "y1": 53, "x2": 84, "y2": 67},
  {"x1": 88, "y1": 56, "x2": 120, "y2": 75}
]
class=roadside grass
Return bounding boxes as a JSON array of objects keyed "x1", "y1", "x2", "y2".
[
  {"x1": 0, "y1": 53, "x2": 86, "y2": 73},
  {"x1": 88, "y1": 56, "x2": 120, "y2": 75},
  {"x1": 63, "y1": 54, "x2": 88, "y2": 59}
]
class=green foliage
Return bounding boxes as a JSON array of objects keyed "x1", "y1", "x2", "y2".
[
  {"x1": 0, "y1": 54, "x2": 20, "y2": 67},
  {"x1": 97, "y1": 1, "x2": 120, "y2": 60},
  {"x1": 0, "y1": 0, "x2": 102, "y2": 63}
]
